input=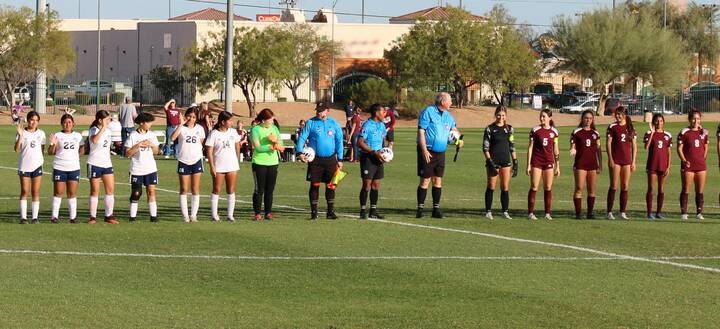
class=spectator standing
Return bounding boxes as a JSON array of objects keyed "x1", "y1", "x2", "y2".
[
  {"x1": 344, "y1": 100, "x2": 355, "y2": 134},
  {"x1": 117, "y1": 97, "x2": 137, "y2": 157},
  {"x1": 108, "y1": 114, "x2": 123, "y2": 155},
  {"x1": 383, "y1": 104, "x2": 397, "y2": 148},
  {"x1": 349, "y1": 108, "x2": 362, "y2": 162},
  {"x1": 163, "y1": 99, "x2": 182, "y2": 158}
]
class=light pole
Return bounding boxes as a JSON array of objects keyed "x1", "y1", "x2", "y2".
[
  {"x1": 96, "y1": 0, "x2": 101, "y2": 113},
  {"x1": 224, "y1": 0, "x2": 233, "y2": 113},
  {"x1": 35, "y1": 0, "x2": 47, "y2": 114},
  {"x1": 330, "y1": 0, "x2": 338, "y2": 103}
]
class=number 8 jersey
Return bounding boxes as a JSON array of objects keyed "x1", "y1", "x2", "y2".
[
  {"x1": 678, "y1": 127, "x2": 708, "y2": 172},
  {"x1": 607, "y1": 123, "x2": 635, "y2": 166}
]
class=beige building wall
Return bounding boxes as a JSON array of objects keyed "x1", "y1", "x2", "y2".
[{"x1": 65, "y1": 30, "x2": 138, "y2": 83}]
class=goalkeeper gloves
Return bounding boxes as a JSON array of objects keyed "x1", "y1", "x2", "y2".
[
  {"x1": 486, "y1": 158, "x2": 498, "y2": 177},
  {"x1": 512, "y1": 159, "x2": 518, "y2": 177}
]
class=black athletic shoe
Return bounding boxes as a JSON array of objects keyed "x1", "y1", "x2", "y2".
[
  {"x1": 150, "y1": 216, "x2": 158, "y2": 223},
  {"x1": 415, "y1": 208, "x2": 424, "y2": 218},
  {"x1": 359, "y1": 209, "x2": 367, "y2": 220},
  {"x1": 31, "y1": 218, "x2": 39, "y2": 224},
  {"x1": 19, "y1": 218, "x2": 28, "y2": 224},
  {"x1": 587, "y1": 213, "x2": 596, "y2": 220},
  {"x1": 69, "y1": 219, "x2": 78, "y2": 224},
  {"x1": 310, "y1": 211, "x2": 318, "y2": 220},
  {"x1": 369, "y1": 211, "x2": 384, "y2": 219},
  {"x1": 431, "y1": 209, "x2": 445, "y2": 219},
  {"x1": 575, "y1": 214, "x2": 582, "y2": 220},
  {"x1": 326, "y1": 211, "x2": 338, "y2": 220},
  {"x1": 129, "y1": 217, "x2": 136, "y2": 223}
]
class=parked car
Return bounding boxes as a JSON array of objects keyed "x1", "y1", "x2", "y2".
[
  {"x1": 560, "y1": 99, "x2": 598, "y2": 114},
  {"x1": 13, "y1": 86, "x2": 31, "y2": 103},
  {"x1": 78, "y1": 80, "x2": 114, "y2": 96},
  {"x1": 573, "y1": 91, "x2": 598, "y2": 103},
  {"x1": 603, "y1": 97, "x2": 623, "y2": 116},
  {"x1": 553, "y1": 94, "x2": 578, "y2": 108}
]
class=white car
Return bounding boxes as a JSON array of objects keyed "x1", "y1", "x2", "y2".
[
  {"x1": 560, "y1": 99, "x2": 598, "y2": 114},
  {"x1": 13, "y1": 86, "x2": 31, "y2": 102}
]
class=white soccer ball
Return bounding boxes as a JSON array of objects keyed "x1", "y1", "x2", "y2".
[
  {"x1": 378, "y1": 147, "x2": 394, "y2": 162},
  {"x1": 301, "y1": 147, "x2": 316, "y2": 162},
  {"x1": 448, "y1": 130, "x2": 461, "y2": 145}
]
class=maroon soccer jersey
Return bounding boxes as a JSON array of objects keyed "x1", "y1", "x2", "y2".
[
  {"x1": 678, "y1": 128, "x2": 709, "y2": 171},
  {"x1": 529, "y1": 125, "x2": 559, "y2": 169},
  {"x1": 644, "y1": 130, "x2": 672, "y2": 173},
  {"x1": 570, "y1": 128, "x2": 600, "y2": 171},
  {"x1": 606, "y1": 123, "x2": 635, "y2": 165}
]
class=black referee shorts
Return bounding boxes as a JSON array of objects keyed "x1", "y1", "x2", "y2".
[
  {"x1": 416, "y1": 146, "x2": 445, "y2": 178},
  {"x1": 360, "y1": 152, "x2": 384, "y2": 180},
  {"x1": 306, "y1": 156, "x2": 338, "y2": 184}
]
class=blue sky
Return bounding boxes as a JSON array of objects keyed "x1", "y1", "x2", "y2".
[{"x1": 1, "y1": 0, "x2": 716, "y2": 32}]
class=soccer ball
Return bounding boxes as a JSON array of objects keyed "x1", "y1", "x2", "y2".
[
  {"x1": 378, "y1": 147, "x2": 394, "y2": 162},
  {"x1": 301, "y1": 147, "x2": 315, "y2": 162},
  {"x1": 448, "y1": 130, "x2": 461, "y2": 145}
]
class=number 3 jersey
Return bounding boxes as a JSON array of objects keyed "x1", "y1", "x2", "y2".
[
  {"x1": 16, "y1": 129, "x2": 46, "y2": 172},
  {"x1": 87, "y1": 126, "x2": 113, "y2": 168},
  {"x1": 176, "y1": 125, "x2": 206, "y2": 165},
  {"x1": 529, "y1": 125, "x2": 559, "y2": 169},
  {"x1": 570, "y1": 128, "x2": 600, "y2": 171},
  {"x1": 607, "y1": 123, "x2": 636, "y2": 166},
  {"x1": 678, "y1": 127, "x2": 708, "y2": 171},
  {"x1": 125, "y1": 130, "x2": 159, "y2": 176},
  {"x1": 644, "y1": 130, "x2": 672, "y2": 173},
  {"x1": 51, "y1": 131, "x2": 83, "y2": 171},
  {"x1": 205, "y1": 129, "x2": 240, "y2": 173}
]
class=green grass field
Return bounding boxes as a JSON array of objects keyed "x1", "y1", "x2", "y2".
[{"x1": 1, "y1": 121, "x2": 719, "y2": 328}]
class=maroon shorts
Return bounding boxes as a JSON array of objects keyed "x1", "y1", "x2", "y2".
[
  {"x1": 574, "y1": 163, "x2": 599, "y2": 171},
  {"x1": 646, "y1": 169, "x2": 668, "y2": 176},
  {"x1": 681, "y1": 166, "x2": 706, "y2": 173},
  {"x1": 531, "y1": 162, "x2": 554, "y2": 170}
]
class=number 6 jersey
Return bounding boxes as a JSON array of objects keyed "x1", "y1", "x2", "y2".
[
  {"x1": 17, "y1": 129, "x2": 46, "y2": 172},
  {"x1": 51, "y1": 131, "x2": 83, "y2": 171}
]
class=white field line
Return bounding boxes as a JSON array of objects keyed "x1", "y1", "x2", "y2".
[
  {"x1": 0, "y1": 249, "x2": 719, "y2": 261},
  {"x1": 368, "y1": 218, "x2": 720, "y2": 274}
]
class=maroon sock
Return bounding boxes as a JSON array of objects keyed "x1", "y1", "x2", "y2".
[
  {"x1": 544, "y1": 190, "x2": 552, "y2": 215},
  {"x1": 619, "y1": 190, "x2": 628, "y2": 212},
  {"x1": 696, "y1": 193, "x2": 704, "y2": 214},
  {"x1": 528, "y1": 189, "x2": 537, "y2": 214},
  {"x1": 656, "y1": 193, "x2": 664, "y2": 215},
  {"x1": 680, "y1": 192, "x2": 689, "y2": 214},
  {"x1": 587, "y1": 196, "x2": 595, "y2": 216},
  {"x1": 646, "y1": 192, "x2": 653, "y2": 215},
  {"x1": 573, "y1": 197, "x2": 581, "y2": 217},
  {"x1": 607, "y1": 188, "x2": 616, "y2": 212}
]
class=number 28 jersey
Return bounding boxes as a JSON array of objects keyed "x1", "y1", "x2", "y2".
[
  {"x1": 607, "y1": 123, "x2": 636, "y2": 166},
  {"x1": 529, "y1": 125, "x2": 559, "y2": 169},
  {"x1": 644, "y1": 130, "x2": 672, "y2": 173},
  {"x1": 176, "y1": 125, "x2": 206, "y2": 165}
]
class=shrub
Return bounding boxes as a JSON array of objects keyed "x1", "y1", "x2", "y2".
[
  {"x1": 399, "y1": 89, "x2": 436, "y2": 119},
  {"x1": 110, "y1": 92, "x2": 125, "y2": 105},
  {"x1": 45, "y1": 99, "x2": 55, "y2": 107},
  {"x1": 296, "y1": 99, "x2": 308, "y2": 103},
  {"x1": 75, "y1": 92, "x2": 91, "y2": 105},
  {"x1": 348, "y1": 78, "x2": 395, "y2": 110}
]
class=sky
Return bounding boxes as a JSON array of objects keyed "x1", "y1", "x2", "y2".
[{"x1": 1, "y1": 0, "x2": 717, "y2": 32}]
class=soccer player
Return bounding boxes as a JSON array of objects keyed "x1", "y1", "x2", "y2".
[
  {"x1": 251, "y1": 108, "x2": 285, "y2": 220},
  {"x1": 383, "y1": 103, "x2": 397, "y2": 148},
  {"x1": 48, "y1": 114, "x2": 83, "y2": 224},
  {"x1": 171, "y1": 107, "x2": 206, "y2": 223},
  {"x1": 527, "y1": 109, "x2": 560, "y2": 220},
  {"x1": 86, "y1": 110, "x2": 119, "y2": 224},
  {"x1": 349, "y1": 108, "x2": 362, "y2": 162},
  {"x1": 205, "y1": 111, "x2": 241, "y2": 222},
  {"x1": 606, "y1": 106, "x2": 637, "y2": 220},
  {"x1": 678, "y1": 110, "x2": 708, "y2": 220},
  {"x1": 416, "y1": 92, "x2": 463, "y2": 219},
  {"x1": 15, "y1": 111, "x2": 45, "y2": 224},
  {"x1": 296, "y1": 102, "x2": 344, "y2": 220},
  {"x1": 163, "y1": 99, "x2": 181, "y2": 158},
  {"x1": 357, "y1": 103, "x2": 388, "y2": 219},
  {"x1": 570, "y1": 110, "x2": 601, "y2": 219},
  {"x1": 483, "y1": 105, "x2": 517, "y2": 220},
  {"x1": 644, "y1": 114, "x2": 672, "y2": 220},
  {"x1": 125, "y1": 112, "x2": 160, "y2": 222}
]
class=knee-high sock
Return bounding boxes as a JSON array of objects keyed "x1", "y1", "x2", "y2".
[
  {"x1": 89, "y1": 196, "x2": 99, "y2": 217},
  {"x1": 180, "y1": 194, "x2": 189, "y2": 219},
  {"x1": 104, "y1": 195, "x2": 114, "y2": 217},
  {"x1": 309, "y1": 185, "x2": 320, "y2": 212},
  {"x1": 696, "y1": 193, "x2": 704, "y2": 214},
  {"x1": 227, "y1": 193, "x2": 236, "y2": 219},
  {"x1": 587, "y1": 196, "x2": 596, "y2": 216},
  {"x1": 417, "y1": 187, "x2": 427, "y2": 208},
  {"x1": 573, "y1": 197, "x2": 581, "y2": 217},
  {"x1": 68, "y1": 198, "x2": 77, "y2": 220},
  {"x1": 325, "y1": 187, "x2": 335, "y2": 212},
  {"x1": 191, "y1": 195, "x2": 200, "y2": 218},
  {"x1": 20, "y1": 199, "x2": 27, "y2": 220},
  {"x1": 500, "y1": 190, "x2": 509, "y2": 212},
  {"x1": 31, "y1": 201, "x2": 40, "y2": 219},
  {"x1": 656, "y1": 193, "x2": 664, "y2": 214},
  {"x1": 359, "y1": 188, "x2": 369, "y2": 210},
  {"x1": 148, "y1": 201, "x2": 157, "y2": 217},
  {"x1": 527, "y1": 189, "x2": 537, "y2": 214},
  {"x1": 646, "y1": 192, "x2": 653, "y2": 215},
  {"x1": 370, "y1": 189, "x2": 379, "y2": 208},
  {"x1": 619, "y1": 190, "x2": 628, "y2": 213},
  {"x1": 52, "y1": 196, "x2": 62, "y2": 218},
  {"x1": 607, "y1": 188, "x2": 616, "y2": 212},
  {"x1": 431, "y1": 187, "x2": 442, "y2": 209},
  {"x1": 130, "y1": 201, "x2": 139, "y2": 218},
  {"x1": 544, "y1": 190, "x2": 552, "y2": 215},
  {"x1": 680, "y1": 191, "x2": 689, "y2": 214},
  {"x1": 485, "y1": 188, "x2": 494, "y2": 212},
  {"x1": 210, "y1": 194, "x2": 219, "y2": 219}
]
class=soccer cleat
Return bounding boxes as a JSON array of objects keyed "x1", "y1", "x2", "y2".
[
  {"x1": 326, "y1": 211, "x2": 338, "y2": 220},
  {"x1": 264, "y1": 213, "x2": 274, "y2": 221},
  {"x1": 647, "y1": 213, "x2": 655, "y2": 221},
  {"x1": 528, "y1": 213, "x2": 538, "y2": 221},
  {"x1": 680, "y1": 214, "x2": 688, "y2": 221},
  {"x1": 51, "y1": 217, "x2": 59, "y2": 224},
  {"x1": 31, "y1": 218, "x2": 39, "y2": 224},
  {"x1": 88, "y1": 217, "x2": 97, "y2": 224},
  {"x1": 211, "y1": 217, "x2": 220, "y2": 222},
  {"x1": 150, "y1": 216, "x2": 158, "y2": 223},
  {"x1": 183, "y1": 217, "x2": 191, "y2": 223},
  {"x1": 415, "y1": 208, "x2": 424, "y2": 219},
  {"x1": 485, "y1": 211, "x2": 494, "y2": 220},
  {"x1": 190, "y1": 216, "x2": 198, "y2": 223},
  {"x1": 359, "y1": 209, "x2": 367, "y2": 220},
  {"x1": 502, "y1": 212, "x2": 512, "y2": 220},
  {"x1": 104, "y1": 216, "x2": 119, "y2": 225},
  {"x1": 129, "y1": 217, "x2": 136, "y2": 223},
  {"x1": 575, "y1": 214, "x2": 582, "y2": 220},
  {"x1": 586, "y1": 213, "x2": 596, "y2": 220},
  {"x1": 655, "y1": 212, "x2": 664, "y2": 219},
  {"x1": 606, "y1": 212, "x2": 615, "y2": 220},
  {"x1": 620, "y1": 212, "x2": 629, "y2": 220},
  {"x1": 254, "y1": 214, "x2": 263, "y2": 221},
  {"x1": 69, "y1": 219, "x2": 77, "y2": 224},
  {"x1": 696, "y1": 214, "x2": 705, "y2": 221},
  {"x1": 227, "y1": 217, "x2": 235, "y2": 222},
  {"x1": 310, "y1": 211, "x2": 318, "y2": 220},
  {"x1": 369, "y1": 211, "x2": 384, "y2": 219},
  {"x1": 544, "y1": 213, "x2": 553, "y2": 221},
  {"x1": 19, "y1": 218, "x2": 28, "y2": 225},
  {"x1": 431, "y1": 209, "x2": 445, "y2": 219}
]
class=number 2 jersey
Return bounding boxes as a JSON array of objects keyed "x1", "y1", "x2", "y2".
[
  {"x1": 176, "y1": 125, "x2": 206, "y2": 166},
  {"x1": 125, "y1": 130, "x2": 159, "y2": 176},
  {"x1": 16, "y1": 129, "x2": 46, "y2": 172},
  {"x1": 644, "y1": 130, "x2": 672, "y2": 173},
  {"x1": 529, "y1": 125, "x2": 559, "y2": 169},
  {"x1": 87, "y1": 126, "x2": 113, "y2": 168},
  {"x1": 570, "y1": 128, "x2": 600, "y2": 171},
  {"x1": 678, "y1": 127, "x2": 708, "y2": 171},
  {"x1": 607, "y1": 123, "x2": 636, "y2": 166},
  {"x1": 51, "y1": 131, "x2": 83, "y2": 171}
]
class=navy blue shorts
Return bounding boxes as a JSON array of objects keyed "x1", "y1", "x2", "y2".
[
  {"x1": 177, "y1": 160, "x2": 204, "y2": 175},
  {"x1": 88, "y1": 164, "x2": 114, "y2": 179},
  {"x1": 53, "y1": 169, "x2": 81, "y2": 182},
  {"x1": 18, "y1": 166, "x2": 43, "y2": 178},
  {"x1": 130, "y1": 172, "x2": 158, "y2": 187}
]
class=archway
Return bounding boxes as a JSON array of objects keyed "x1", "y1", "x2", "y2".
[{"x1": 332, "y1": 71, "x2": 384, "y2": 103}]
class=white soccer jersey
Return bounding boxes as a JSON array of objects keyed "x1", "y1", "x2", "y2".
[
  {"x1": 125, "y1": 130, "x2": 159, "y2": 176},
  {"x1": 205, "y1": 129, "x2": 240, "y2": 173},
  {"x1": 87, "y1": 126, "x2": 113, "y2": 168},
  {"x1": 51, "y1": 131, "x2": 83, "y2": 171},
  {"x1": 176, "y1": 125, "x2": 206, "y2": 165},
  {"x1": 16, "y1": 129, "x2": 46, "y2": 172}
]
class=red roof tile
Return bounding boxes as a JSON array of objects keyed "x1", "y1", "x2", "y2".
[
  {"x1": 389, "y1": 6, "x2": 484, "y2": 23},
  {"x1": 170, "y1": 8, "x2": 251, "y2": 21}
]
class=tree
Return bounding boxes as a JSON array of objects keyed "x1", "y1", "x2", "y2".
[
  {"x1": 551, "y1": 7, "x2": 689, "y2": 115},
  {"x1": 347, "y1": 78, "x2": 395, "y2": 110},
  {"x1": 0, "y1": 6, "x2": 74, "y2": 107},
  {"x1": 148, "y1": 65, "x2": 183, "y2": 101},
  {"x1": 385, "y1": 7, "x2": 491, "y2": 107}
]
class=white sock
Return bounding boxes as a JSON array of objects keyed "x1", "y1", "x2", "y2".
[
  {"x1": 104, "y1": 195, "x2": 114, "y2": 217},
  {"x1": 20, "y1": 199, "x2": 27, "y2": 219},
  {"x1": 149, "y1": 201, "x2": 157, "y2": 217},
  {"x1": 179, "y1": 194, "x2": 189, "y2": 220},
  {"x1": 31, "y1": 201, "x2": 40, "y2": 219},
  {"x1": 191, "y1": 195, "x2": 200, "y2": 218},
  {"x1": 68, "y1": 198, "x2": 77, "y2": 220},
  {"x1": 52, "y1": 196, "x2": 62, "y2": 218},
  {"x1": 130, "y1": 201, "x2": 138, "y2": 218},
  {"x1": 89, "y1": 196, "x2": 99, "y2": 217},
  {"x1": 227, "y1": 193, "x2": 236, "y2": 219},
  {"x1": 211, "y1": 194, "x2": 219, "y2": 219}
]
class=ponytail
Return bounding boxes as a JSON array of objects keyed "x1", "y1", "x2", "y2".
[
  {"x1": 91, "y1": 110, "x2": 110, "y2": 129},
  {"x1": 616, "y1": 106, "x2": 634, "y2": 135},
  {"x1": 541, "y1": 108, "x2": 554, "y2": 127},
  {"x1": 214, "y1": 111, "x2": 233, "y2": 131}
]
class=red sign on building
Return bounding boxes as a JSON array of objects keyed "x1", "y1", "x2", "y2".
[{"x1": 256, "y1": 14, "x2": 281, "y2": 22}]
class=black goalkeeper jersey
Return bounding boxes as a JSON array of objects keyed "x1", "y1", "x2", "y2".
[{"x1": 483, "y1": 123, "x2": 515, "y2": 166}]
